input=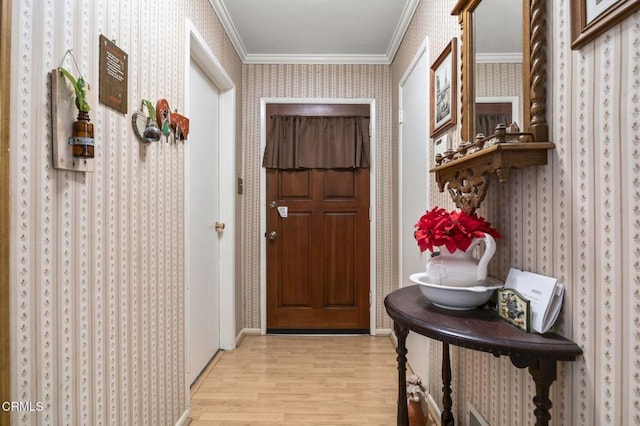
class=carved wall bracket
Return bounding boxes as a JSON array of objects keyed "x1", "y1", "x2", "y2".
[
  {"x1": 432, "y1": 142, "x2": 555, "y2": 214},
  {"x1": 446, "y1": 173, "x2": 488, "y2": 216}
]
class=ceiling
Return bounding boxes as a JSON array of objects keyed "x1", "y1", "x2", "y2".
[{"x1": 210, "y1": 0, "x2": 420, "y2": 64}]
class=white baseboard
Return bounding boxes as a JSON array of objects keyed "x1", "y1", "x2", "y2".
[
  {"x1": 378, "y1": 328, "x2": 397, "y2": 346},
  {"x1": 175, "y1": 408, "x2": 190, "y2": 426},
  {"x1": 236, "y1": 327, "x2": 262, "y2": 346},
  {"x1": 426, "y1": 394, "x2": 441, "y2": 426}
]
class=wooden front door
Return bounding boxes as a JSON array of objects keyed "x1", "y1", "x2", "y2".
[
  {"x1": 266, "y1": 168, "x2": 370, "y2": 332},
  {"x1": 265, "y1": 104, "x2": 370, "y2": 332}
]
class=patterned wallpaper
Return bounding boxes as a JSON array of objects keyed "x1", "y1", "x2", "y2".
[
  {"x1": 394, "y1": 1, "x2": 640, "y2": 425},
  {"x1": 240, "y1": 64, "x2": 394, "y2": 330},
  {"x1": 10, "y1": 0, "x2": 640, "y2": 424},
  {"x1": 9, "y1": 0, "x2": 241, "y2": 424},
  {"x1": 476, "y1": 62, "x2": 524, "y2": 126}
]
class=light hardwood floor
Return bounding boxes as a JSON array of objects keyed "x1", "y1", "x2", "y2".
[{"x1": 189, "y1": 335, "x2": 402, "y2": 425}]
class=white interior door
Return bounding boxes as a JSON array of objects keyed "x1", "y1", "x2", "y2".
[
  {"x1": 187, "y1": 60, "x2": 220, "y2": 385},
  {"x1": 399, "y1": 43, "x2": 430, "y2": 380}
]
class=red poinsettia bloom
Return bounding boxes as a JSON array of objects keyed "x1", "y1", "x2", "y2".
[{"x1": 414, "y1": 207, "x2": 501, "y2": 253}]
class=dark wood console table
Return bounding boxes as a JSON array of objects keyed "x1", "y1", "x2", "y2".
[{"x1": 384, "y1": 285, "x2": 583, "y2": 426}]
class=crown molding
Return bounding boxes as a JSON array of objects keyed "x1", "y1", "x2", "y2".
[
  {"x1": 243, "y1": 53, "x2": 391, "y2": 65},
  {"x1": 209, "y1": 0, "x2": 249, "y2": 61},
  {"x1": 385, "y1": 0, "x2": 420, "y2": 63},
  {"x1": 476, "y1": 52, "x2": 523, "y2": 63},
  {"x1": 209, "y1": 0, "x2": 419, "y2": 65}
]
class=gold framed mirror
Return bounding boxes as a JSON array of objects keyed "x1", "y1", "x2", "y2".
[{"x1": 452, "y1": 0, "x2": 548, "y2": 143}]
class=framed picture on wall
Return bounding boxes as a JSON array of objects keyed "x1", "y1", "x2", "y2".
[
  {"x1": 433, "y1": 133, "x2": 448, "y2": 162},
  {"x1": 430, "y1": 38, "x2": 457, "y2": 138},
  {"x1": 570, "y1": 0, "x2": 640, "y2": 49}
]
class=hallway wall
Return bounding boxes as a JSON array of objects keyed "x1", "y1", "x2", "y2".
[
  {"x1": 9, "y1": 0, "x2": 241, "y2": 424},
  {"x1": 393, "y1": 0, "x2": 640, "y2": 425},
  {"x1": 240, "y1": 64, "x2": 394, "y2": 330}
]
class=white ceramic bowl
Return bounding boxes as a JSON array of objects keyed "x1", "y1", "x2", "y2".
[{"x1": 409, "y1": 272, "x2": 503, "y2": 310}]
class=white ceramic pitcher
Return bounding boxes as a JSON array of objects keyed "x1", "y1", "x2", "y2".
[{"x1": 424, "y1": 234, "x2": 496, "y2": 287}]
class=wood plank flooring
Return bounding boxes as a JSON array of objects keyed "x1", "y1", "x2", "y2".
[{"x1": 189, "y1": 335, "x2": 400, "y2": 425}]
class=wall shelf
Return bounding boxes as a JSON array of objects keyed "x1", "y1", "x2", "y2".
[{"x1": 430, "y1": 142, "x2": 555, "y2": 214}]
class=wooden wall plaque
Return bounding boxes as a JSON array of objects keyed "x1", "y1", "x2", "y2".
[{"x1": 99, "y1": 34, "x2": 128, "y2": 114}]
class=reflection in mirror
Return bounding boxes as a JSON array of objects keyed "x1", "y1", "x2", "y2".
[{"x1": 473, "y1": 0, "x2": 523, "y2": 138}]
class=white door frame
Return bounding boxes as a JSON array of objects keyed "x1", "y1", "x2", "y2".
[
  {"x1": 398, "y1": 37, "x2": 431, "y2": 383},
  {"x1": 184, "y1": 21, "x2": 236, "y2": 350},
  {"x1": 398, "y1": 38, "x2": 430, "y2": 287},
  {"x1": 259, "y1": 97, "x2": 377, "y2": 335}
]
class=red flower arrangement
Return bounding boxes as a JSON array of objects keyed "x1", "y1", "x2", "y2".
[{"x1": 414, "y1": 207, "x2": 501, "y2": 254}]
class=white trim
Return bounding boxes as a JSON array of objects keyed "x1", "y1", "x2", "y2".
[
  {"x1": 476, "y1": 52, "x2": 523, "y2": 63},
  {"x1": 476, "y1": 95, "x2": 520, "y2": 127},
  {"x1": 398, "y1": 37, "x2": 428, "y2": 89},
  {"x1": 208, "y1": 0, "x2": 249, "y2": 61},
  {"x1": 426, "y1": 394, "x2": 442, "y2": 426},
  {"x1": 186, "y1": 20, "x2": 236, "y2": 352},
  {"x1": 184, "y1": 19, "x2": 237, "y2": 406},
  {"x1": 259, "y1": 97, "x2": 377, "y2": 335},
  {"x1": 243, "y1": 53, "x2": 391, "y2": 65},
  {"x1": 385, "y1": 0, "x2": 420, "y2": 63},
  {"x1": 377, "y1": 328, "x2": 394, "y2": 338},
  {"x1": 236, "y1": 328, "x2": 262, "y2": 346},
  {"x1": 208, "y1": 0, "x2": 419, "y2": 64},
  {"x1": 174, "y1": 409, "x2": 191, "y2": 426},
  {"x1": 467, "y1": 400, "x2": 490, "y2": 426},
  {"x1": 398, "y1": 38, "x2": 429, "y2": 289}
]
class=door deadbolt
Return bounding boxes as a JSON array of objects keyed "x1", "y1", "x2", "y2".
[
  {"x1": 269, "y1": 201, "x2": 278, "y2": 209},
  {"x1": 267, "y1": 230, "x2": 278, "y2": 240}
]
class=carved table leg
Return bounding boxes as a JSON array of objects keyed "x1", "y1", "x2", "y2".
[
  {"x1": 528, "y1": 360, "x2": 557, "y2": 426},
  {"x1": 441, "y1": 342, "x2": 455, "y2": 426},
  {"x1": 394, "y1": 322, "x2": 409, "y2": 426}
]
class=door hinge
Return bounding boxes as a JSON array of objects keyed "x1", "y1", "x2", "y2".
[
  {"x1": 369, "y1": 291, "x2": 372, "y2": 306},
  {"x1": 398, "y1": 110, "x2": 403, "y2": 124},
  {"x1": 369, "y1": 206, "x2": 372, "y2": 221},
  {"x1": 237, "y1": 177, "x2": 244, "y2": 195}
]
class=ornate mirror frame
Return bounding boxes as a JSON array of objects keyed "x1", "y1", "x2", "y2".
[
  {"x1": 431, "y1": 0, "x2": 553, "y2": 215},
  {"x1": 452, "y1": 0, "x2": 549, "y2": 143}
]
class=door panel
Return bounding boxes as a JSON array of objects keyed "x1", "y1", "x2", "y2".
[
  {"x1": 266, "y1": 167, "x2": 370, "y2": 331},
  {"x1": 187, "y1": 60, "x2": 220, "y2": 384},
  {"x1": 323, "y1": 213, "x2": 357, "y2": 306},
  {"x1": 399, "y1": 47, "x2": 430, "y2": 380},
  {"x1": 280, "y1": 212, "x2": 312, "y2": 307}
]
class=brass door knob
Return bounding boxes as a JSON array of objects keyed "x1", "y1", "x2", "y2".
[
  {"x1": 268, "y1": 231, "x2": 278, "y2": 240},
  {"x1": 214, "y1": 222, "x2": 225, "y2": 232}
]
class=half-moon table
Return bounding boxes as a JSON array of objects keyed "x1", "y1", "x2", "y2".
[{"x1": 384, "y1": 285, "x2": 583, "y2": 426}]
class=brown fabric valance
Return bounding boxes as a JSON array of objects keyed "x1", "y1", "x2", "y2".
[
  {"x1": 476, "y1": 113, "x2": 510, "y2": 138},
  {"x1": 263, "y1": 115, "x2": 370, "y2": 169}
]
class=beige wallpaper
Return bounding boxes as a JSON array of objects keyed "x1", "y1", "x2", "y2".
[
  {"x1": 10, "y1": 0, "x2": 640, "y2": 424},
  {"x1": 9, "y1": 0, "x2": 241, "y2": 424},
  {"x1": 476, "y1": 62, "x2": 524, "y2": 126},
  {"x1": 239, "y1": 64, "x2": 394, "y2": 330},
  {"x1": 393, "y1": 1, "x2": 640, "y2": 425}
]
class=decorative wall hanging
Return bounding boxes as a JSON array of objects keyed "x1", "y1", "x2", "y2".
[
  {"x1": 132, "y1": 99, "x2": 162, "y2": 143},
  {"x1": 99, "y1": 34, "x2": 128, "y2": 113},
  {"x1": 430, "y1": 38, "x2": 457, "y2": 138},
  {"x1": 155, "y1": 98, "x2": 190, "y2": 141},
  {"x1": 570, "y1": 0, "x2": 640, "y2": 49},
  {"x1": 50, "y1": 50, "x2": 95, "y2": 172},
  {"x1": 58, "y1": 67, "x2": 94, "y2": 158}
]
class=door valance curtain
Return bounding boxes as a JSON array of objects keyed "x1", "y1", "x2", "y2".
[
  {"x1": 263, "y1": 115, "x2": 370, "y2": 169},
  {"x1": 476, "y1": 113, "x2": 510, "y2": 138}
]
